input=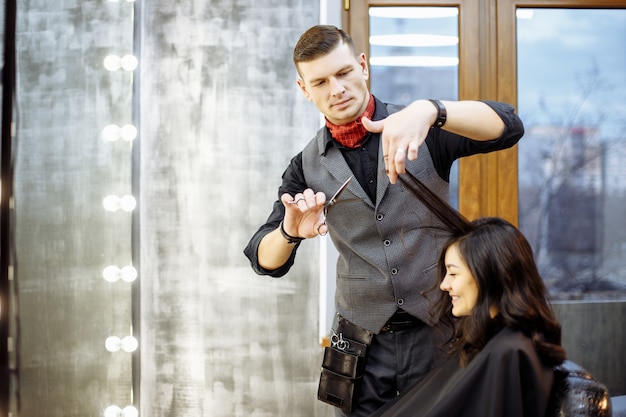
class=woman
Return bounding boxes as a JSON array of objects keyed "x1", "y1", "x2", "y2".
[{"x1": 370, "y1": 172, "x2": 567, "y2": 417}]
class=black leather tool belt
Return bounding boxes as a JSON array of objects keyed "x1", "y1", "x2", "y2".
[{"x1": 317, "y1": 315, "x2": 373, "y2": 412}]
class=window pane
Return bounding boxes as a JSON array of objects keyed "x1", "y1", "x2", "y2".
[
  {"x1": 517, "y1": 8, "x2": 626, "y2": 301},
  {"x1": 369, "y1": 7, "x2": 460, "y2": 206}
]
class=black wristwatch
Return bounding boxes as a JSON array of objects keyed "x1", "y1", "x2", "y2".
[{"x1": 428, "y1": 99, "x2": 447, "y2": 128}]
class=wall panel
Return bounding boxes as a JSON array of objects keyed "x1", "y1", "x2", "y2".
[{"x1": 139, "y1": 1, "x2": 330, "y2": 416}]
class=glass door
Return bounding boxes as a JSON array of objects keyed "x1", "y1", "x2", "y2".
[
  {"x1": 368, "y1": 6, "x2": 461, "y2": 205},
  {"x1": 516, "y1": 7, "x2": 626, "y2": 303},
  {"x1": 515, "y1": 4, "x2": 626, "y2": 396}
]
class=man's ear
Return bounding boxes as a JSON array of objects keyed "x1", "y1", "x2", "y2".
[
  {"x1": 359, "y1": 53, "x2": 369, "y2": 81},
  {"x1": 296, "y1": 78, "x2": 311, "y2": 101}
]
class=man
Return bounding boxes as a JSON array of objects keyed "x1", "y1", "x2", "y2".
[{"x1": 244, "y1": 25, "x2": 524, "y2": 417}]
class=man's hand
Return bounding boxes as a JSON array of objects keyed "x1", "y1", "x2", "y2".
[
  {"x1": 363, "y1": 100, "x2": 507, "y2": 184},
  {"x1": 281, "y1": 188, "x2": 328, "y2": 238},
  {"x1": 257, "y1": 188, "x2": 328, "y2": 270},
  {"x1": 362, "y1": 100, "x2": 436, "y2": 184}
]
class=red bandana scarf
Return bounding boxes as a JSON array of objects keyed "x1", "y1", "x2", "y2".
[{"x1": 325, "y1": 94, "x2": 375, "y2": 148}]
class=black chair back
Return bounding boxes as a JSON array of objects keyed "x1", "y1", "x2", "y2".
[{"x1": 546, "y1": 360, "x2": 613, "y2": 417}]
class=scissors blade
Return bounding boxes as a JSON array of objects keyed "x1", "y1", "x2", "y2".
[{"x1": 326, "y1": 176, "x2": 353, "y2": 208}]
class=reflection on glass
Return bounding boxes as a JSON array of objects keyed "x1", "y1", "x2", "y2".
[
  {"x1": 369, "y1": 6, "x2": 460, "y2": 205},
  {"x1": 517, "y1": 8, "x2": 626, "y2": 300},
  {"x1": 369, "y1": 7, "x2": 458, "y2": 104}
]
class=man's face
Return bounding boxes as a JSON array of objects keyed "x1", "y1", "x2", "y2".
[{"x1": 296, "y1": 42, "x2": 370, "y2": 125}]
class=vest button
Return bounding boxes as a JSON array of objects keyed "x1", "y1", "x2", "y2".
[
  {"x1": 391, "y1": 268, "x2": 398, "y2": 275},
  {"x1": 383, "y1": 239, "x2": 391, "y2": 246},
  {"x1": 376, "y1": 213, "x2": 383, "y2": 221}
]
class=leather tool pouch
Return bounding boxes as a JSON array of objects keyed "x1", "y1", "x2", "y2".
[{"x1": 317, "y1": 316, "x2": 373, "y2": 412}]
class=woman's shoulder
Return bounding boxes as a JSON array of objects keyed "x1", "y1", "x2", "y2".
[
  {"x1": 467, "y1": 326, "x2": 554, "y2": 392},
  {"x1": 480, "y1": 327, "x2": 538, "y2": 363}
]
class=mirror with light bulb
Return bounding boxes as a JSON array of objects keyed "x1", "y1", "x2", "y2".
[{"x1": 11, "y1": 1, "x2": 139, "y2": 416}]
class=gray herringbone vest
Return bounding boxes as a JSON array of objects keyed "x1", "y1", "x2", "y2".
[{"x1": 302, "y1": 103, "x2": 450, "y2": 333}]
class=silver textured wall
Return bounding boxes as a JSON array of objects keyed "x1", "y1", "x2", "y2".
[{"x1": 137, "y1": 1, "x2": 330, "y2": 416}]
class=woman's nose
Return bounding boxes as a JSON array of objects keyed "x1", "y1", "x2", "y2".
[{"x1": 440, "y1": 276, "x2": 451, "y2": 292}]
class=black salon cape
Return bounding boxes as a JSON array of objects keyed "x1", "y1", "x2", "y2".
[{"x1": 370, "y1": 328, "x2": 555, "y2": 417}]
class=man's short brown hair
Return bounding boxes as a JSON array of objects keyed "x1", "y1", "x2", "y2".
[{"x1": 293, "y1": 25, "x2": 358, "y2": 75}]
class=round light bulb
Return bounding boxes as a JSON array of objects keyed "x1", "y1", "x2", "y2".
[
  {"x1": 121, "y1": 336, "x2": 138, "y2": 353},
  {"x1": 105, "y1": 336, "x2": 121, "y2": 352},
  {"x1": 120, "y1": 195, "x2": 136, "y2": 212},
  {"x1": 120, "y1": 124, "x2": 137, "y2": 141},
  {"x1": 103, "y1": 265, "x2": 121, "y2": 282},
  {"x1": 103, "y1": 195, "x2": 121, "y2": 212},
  {"x1": 121, "y1": 55, "x2": 138, "y2": 71},
  {"x1": 120, "y1": 265, "x2": 137, "y2": 282},
  {"x1": 104, "y1": 405, "x2": 122, "y2": 417},
  {"x1": 103, "y1": 55, "x2": 121, "y2": 71},
  {"x1": 102, "y1": 124, "x2": 121, "y2": 142},
  {"x1": 122, "y1": 406, "x2": 139, "y2": 417}
]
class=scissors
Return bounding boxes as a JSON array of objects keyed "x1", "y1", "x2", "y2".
[
  {"x1": 330, "y1": 329, "x2": 350, "y2": 351},
  {"x1": 318, "y1": 176, "x2": 353, "y2": 236},
  {"x1": 289, "y1": 176, "x2": 352, "y2": 236}
]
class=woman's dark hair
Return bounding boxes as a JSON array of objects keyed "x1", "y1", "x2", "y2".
[
  {"x1": 293, "y1": 25, "x2": 357, "y2": 74},
  {"x1": 399, "y1": 171, "x2": 566, "y2": 367}
]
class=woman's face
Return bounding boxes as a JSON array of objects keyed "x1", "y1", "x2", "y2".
[{"x1": 440, "y1": 243, "x2": 479, "y2": 317}]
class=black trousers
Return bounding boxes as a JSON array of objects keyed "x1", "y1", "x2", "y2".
[{"x1": 333, "y1": 321, "x2": 439, "y2": 417}]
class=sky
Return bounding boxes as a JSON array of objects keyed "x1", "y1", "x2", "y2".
[{"x1": 516, "y1": 8, "x2": 626, "y2": 138}]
